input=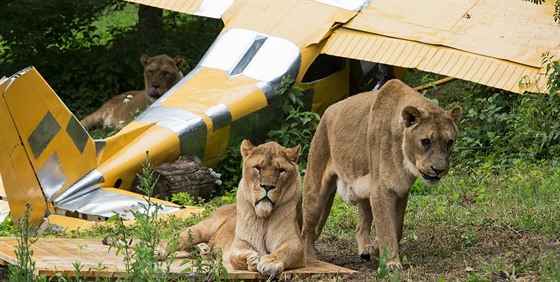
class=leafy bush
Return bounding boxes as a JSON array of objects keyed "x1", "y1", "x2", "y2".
[
  {"x1": 410, "y1": 55, "x2": 559, "y2": 169},
  {"x1": 0, "y1": 2, "x2": 222, "y2": 117},
  {"x1": 267, "y1": 77, "x2": 320, "y2": 171}
]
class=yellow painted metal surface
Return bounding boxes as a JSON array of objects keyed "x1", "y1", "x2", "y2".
[
  {"x1": 1, "y1": 69, "x2": 187, "y2": 226},
  {"x1": 3, "y1": 69, "x2": 97, "y2": 191},
  {"x1": 1, "y1": 69, "x2": 98, "y2": 222},
  {"x1": 301, "y1": 60, "x2": 350, "y2": 115},
  {"x1": 160, "y1": 68, "x2": 267, "y2": 122},
  {"x1": 44, "y1": 205, "x2": 204, "y2": 231},
  {"x1": 349, "y1": 0, "x2": 558, "y2": 69},
  {"x1": 95, "y1": 122, "x2": 154, "y2": 165},
  {"x1": 96, "y1": 125, "x2": 180, "y2": 191},
  {"x1": 339, "y1": 0, "x2": 559, "y2": 93},
  {"x1": 222, "y1": 1, "x2": 356, "y2": 47},
  {"x1": 321, "y1": 29, "x2": 546, "y2": 94}
]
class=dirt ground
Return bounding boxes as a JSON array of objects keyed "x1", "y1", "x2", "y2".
[{"x1": 313, "y1": 229, "x2": 554, "y2": 281}]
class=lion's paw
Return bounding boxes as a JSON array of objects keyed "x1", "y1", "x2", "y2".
[
  {"x1": 155, "y1": 248, "x2": 168, "y2": 261},
  {"x1": 195, "y1": 243, "x2": 210, "y2": 259},
  {"x1": 257, "y1": 259, "x2": 284, "y2": 277},
  {"x1": 359, "y1": 244, "x2": 378, "y2": 261},
  {"x1": 381, "y1": 259, "x2": 403, "y2": 272},
  {"x1": 247, "y1": 251, "x2": 261, "y2": 272}
]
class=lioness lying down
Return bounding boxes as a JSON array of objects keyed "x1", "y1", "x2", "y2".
[
  {"x1": 80, "y1": 54, "x2": 184, "y2": 130},
  {"x1": 301, "y1": 79, "x2": 462, "y2": 269},
  {"x1": 174, "y1": 140, "x2": 305, "y2": 276}
]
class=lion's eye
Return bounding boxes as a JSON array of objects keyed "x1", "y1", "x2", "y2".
[
  {"x1": 421, "y1": 138, "x2": 432, "y2": 150},
  {"x1": 254, "y1": 166, "x2": 261, "y2": 173},
  {"x1": 446, "y1": 139, "x2": 455, "y2": 150},
  {"x1": 278, "y1": 168, "x2": 286, "y2": 174},
  {"x1": 147, "y1": 71, "x2": 153, "y2": 77}
]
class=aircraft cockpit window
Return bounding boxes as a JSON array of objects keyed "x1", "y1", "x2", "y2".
[{"x1": 302, "y1": 54, "x2": 345, "y2": 83}]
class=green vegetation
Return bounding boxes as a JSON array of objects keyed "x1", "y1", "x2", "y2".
[
  {"x1": 107, "y1": 152, "x2": 182, "y2": 281},
  {"x1": 8, "y1": 205, "x2": 39, "y2": 282},
  {"x1": 0, "y1": 1, "x2": 222, "y2": 118}
]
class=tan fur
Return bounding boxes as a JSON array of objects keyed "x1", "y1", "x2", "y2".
[
  {"x1": 301, "y1": 79, "x2": 462, "y2": 269},
  {"x1": 175, "y1": 140, "x2": 306, "y2": 276},
  {"x1": 80, "y1": 54, "x2": 184, "y2": 130}
]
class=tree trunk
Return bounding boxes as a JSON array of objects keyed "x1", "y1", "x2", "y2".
[
  {"x1": 132, "y1": 156, "x2": 215, "y2": 201},
  {"x1": 138, "y1": 4, "x2": 163, "y2": 44}
]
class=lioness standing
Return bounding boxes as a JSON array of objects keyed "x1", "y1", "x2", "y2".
[
  {"x1": 80, "y1": 54, "x2": 183, "y2": 130},
  {"x1": 301, "y1": 79, "x2": 462, "y2": 269}
]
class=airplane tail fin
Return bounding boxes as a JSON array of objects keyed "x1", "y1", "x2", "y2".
[{"x1": 0, "y1": 67, "x2": 97, "y2": 223}]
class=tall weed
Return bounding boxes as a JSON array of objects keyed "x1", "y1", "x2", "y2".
[
  {"x1": 8, "y1": 204, "x2": 39, "y2": 282},
  {"x1": 107, "y1": 152, "x2": 182, "y2": 281}
]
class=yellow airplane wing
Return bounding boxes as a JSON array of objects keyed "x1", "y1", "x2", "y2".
[{"x1": 324, "y1": 0, "x2": 560, "y2": 94}]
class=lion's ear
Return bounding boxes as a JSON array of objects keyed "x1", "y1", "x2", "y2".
[
  {"x1": 140, "y1": 54, "x2": 151, "y2": 66},
  {"x1": 286, "y1": 144, "x2": 301, "y2": 163},
  {"x1": 402, "y1": 106, "x2": 424, "y2": 127},
  {"x1": 240, "y1": 139, "x2": 255, "y2": 159},
  {"x1": 448, "y1": 106, "x2": 462, "y2": 125},
  {"x1": 174, "y1": 56, "x2": 184, "y2": 68}
]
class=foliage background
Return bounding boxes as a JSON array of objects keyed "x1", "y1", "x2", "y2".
[{"x1": 0, "y1": 0, "x2": 222, "y2": 118}]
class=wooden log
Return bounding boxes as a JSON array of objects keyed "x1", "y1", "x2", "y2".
[{"x1": 132, "y1": 156, "x2": 215, "y2": 201}]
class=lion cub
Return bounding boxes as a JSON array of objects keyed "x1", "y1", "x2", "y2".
[
  {"x1": 80, "y1": 54, "x2": 184, "y2": 130},
  {"x1": 302, "y1": 79, "x2": 462, "y2": 269},
  {"x1": 175, "y1": 140, "x2": 305, "y2": 276}
]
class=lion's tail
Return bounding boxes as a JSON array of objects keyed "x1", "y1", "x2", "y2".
[{"x1": 302, "y1": 111, "x2": 336, "y2": 244}]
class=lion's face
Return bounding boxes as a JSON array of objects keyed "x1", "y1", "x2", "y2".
[
  {"x1": 240, "y1": 140, "x2": 301, "y2": 218},
  {"x1": 401, "y1": 105, "x2": 462, "y2": 186},
  {"x1": 141, "y1": 54, "x2": 184, "y2": 100}
]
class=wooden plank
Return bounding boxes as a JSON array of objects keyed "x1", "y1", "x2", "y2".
[{"x1": 0, "y1": 238, "x2": 358, "y2": 279}]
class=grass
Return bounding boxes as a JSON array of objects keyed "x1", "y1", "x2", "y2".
[{"x1": 316, "y1": 160, "x2": 560, "y2": 281}]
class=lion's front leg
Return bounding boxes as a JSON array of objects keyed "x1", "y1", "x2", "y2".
[
  {"x1": 229, "y1": 238, "x2": 261, "y2": 271},
  {"x1": 370, "y1": 191, "x2": 402, "y2": 269},
  {"x1": 229, "y1": 249, "x2": 261, "y2": 272},
  {"x1": 258, "y1": 239, "x2": 305, "y2": 276}
]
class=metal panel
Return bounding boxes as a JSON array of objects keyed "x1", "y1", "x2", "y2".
[
  {"x1": 37, "y1": 152, "x2": 67, "y2": 201},
  {"x1": 322, "y1": 29, "x2": 547, "y2": 94},
  {"x1": 28, "y1": 112, "x2": 60, "y2": 160}
]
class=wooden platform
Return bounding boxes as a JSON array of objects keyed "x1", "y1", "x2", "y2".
[{"x1": 0, "y1": 237, "x2": 358, "y2": 280}]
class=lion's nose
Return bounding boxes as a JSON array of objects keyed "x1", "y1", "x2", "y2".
[
  {"x1": 152, "y1": 84, "x2": 160, "y2": 89},
  {"x1": 260, "y1": 184, "x2": 276, "y2": 192},
  {"x1": 431, "y1": 166, "x2": 445, "y2": 175}
]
